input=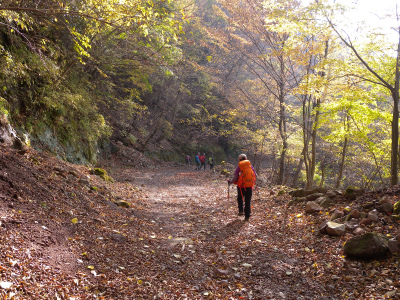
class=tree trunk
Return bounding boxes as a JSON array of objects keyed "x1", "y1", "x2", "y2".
[
  {"x1": 336, "y1": 136, "x2": 348, "y2": 188},
  {"x1": 319, "y1": 159, "x2": 325, "y2": 187},
  {"x1": 391, "y1": 32, "x2": 400, "y2": 185},
  {"x1": 278, "y1": 95, "x2": 287, "y2": 185},
  {"x1": 302, "y1": 94, "x2": 313, "y2": 189},
  {"x1": 292, "y1": 146, "x2": 306, "y2": 187},
  {"x1": 308, "y1": 40, "x2": 328, "y2": 189},
  {"x1": 331, "y1": 23, "x2": 400, "y2": 186},
  {"x1": 310, "y1": 97, "x2": 320, "y2": 187},
  {"x1": 277, "y1": 55, "x2": 287, "y2": 185},
  {"x1": 336, "y1": 112, "x2": 349, "y2": 188},
  {"x1": 391, "y1": 88, "x2": 399, "y2": 186}
]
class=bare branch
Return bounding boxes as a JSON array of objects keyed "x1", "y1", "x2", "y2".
[{"x1": 328, "y1": 18, "x2": 394, "y2": 91}]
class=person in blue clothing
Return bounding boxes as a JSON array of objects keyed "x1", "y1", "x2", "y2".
[{"x1": 194, "y1": 153, "x2": 200, "y2": 170}]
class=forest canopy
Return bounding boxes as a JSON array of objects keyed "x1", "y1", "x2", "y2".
[{"x1": 0, "y1": 0, "x2": 399, "y2": 189}]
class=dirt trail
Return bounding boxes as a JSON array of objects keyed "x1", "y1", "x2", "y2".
[
  {"x1": 121, "y1": 167, "x2": 241, "y2": 247},
  {"x1": 111, "y1": 166, "x2": 327, "y2": 300},
  {"x1": 0, "y1": 146, "x2": 362, "y2": 299}
]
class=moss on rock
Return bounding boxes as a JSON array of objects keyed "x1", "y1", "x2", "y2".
[{"x1": 93, "y1": 168, "x2": 114, "y2": 183}]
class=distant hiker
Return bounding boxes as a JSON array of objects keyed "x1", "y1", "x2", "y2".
[
  {"x1": 185, "y1": 155, "x2": 191, "y2": 168},
  {"x1": 228, "y1": 154, "x2": 256, "y2": 221},
  {"x1": 199, "y1": 153, "x2": 206, "y2": 170},
  {"x1": 195, "y1": 153, "x2": 200, "y2": 170},
  {"x1": 209, "y1": 155, "x2": 214, "y2": 170}
]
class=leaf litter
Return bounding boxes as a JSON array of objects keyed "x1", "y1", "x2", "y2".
[{"x1": 0, "y1": 145, "x2": 399, "y2": 299}]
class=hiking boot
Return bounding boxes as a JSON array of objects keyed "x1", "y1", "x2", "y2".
[
  {"x1": 244, "y1": 217, "x2": 250, "y2": 221},
  {"x1": 238, "y1": 212, "x2": 244, "y2": 216}
]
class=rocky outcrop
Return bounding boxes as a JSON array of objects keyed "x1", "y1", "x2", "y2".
[
  {"x1": 343, "y1": 233, "x2": 389, "y2": 259},
  {"x1": 290, "y1": 186, "x2": 400, "y2": 259},
  {"x1": 305, "y1": 201, "x2": 323, "y2": 214},
  {"x1": 0, "y1": 114, "x2": 29, "y2": 154}
]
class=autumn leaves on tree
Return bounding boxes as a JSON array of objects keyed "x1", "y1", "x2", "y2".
[
  {"x1": 0, "y1": 0, "x2": 399, "y2": 188},
  {"x1": 204, "y1": 0, "x2": 400, "y2": 188}
]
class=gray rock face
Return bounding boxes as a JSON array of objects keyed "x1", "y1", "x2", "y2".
[
  {"x1": 343, "y1": 192, "x2": 357, "y2": 200},
  {"x1": 353, "y1": 227, "x2": 366, "y2": 236},
  {"x1": 330, "y1": 210, "x2": 344, "y2": 221},
  {"x1": 315, "y1": 196, "x2": 326, "y2": 204},
  {"x1": 320, "y1": 198, "x2": 335, "y2": 208},
  {"x1": 382, "y1": 202, "x2": 394, "y2": 214},
  {"x1": 0, "y1": 115, "x2": 18, "y2": 146},
  {"x1": 345, "y1": 219, "x2": 359, "y2": 232},
  {"x1": 344, "y1": 186, "x2": 365, "y2": 197},
  {"x1": 326, "y1": 190, "x2": 337, "y2": 199},
  {"x1": 110, "y1": 233, "x2": 128, "y2": 243},
  {"x1": 351, "y1": 209, "x2": 360, "y2": 219},
  {"x1": 326, "y1": 221, "x2": 345, "y2": 236},
  {"x1": 332, "y1": 195, "x2": 345, "y2": 203},
  {"x1": 79, "y1": 178, "x2": 90, "y2": 185},
  {"x1": 115, "y1": 200, "x2": 131, "y2": 208},
  {"x1": 306, "y1": 193, "x2": 325, "y2": 201},
  {"x1": 388, "y1": 238, "x2": 400, "y2": 254},
  {"x1": 290, "y1": 189, "x2": 306, "y2": 197},
  {"x1": 368, "y1": 209, "x2": 379, "y2": 221},
  {"x1": 343, "y1": 233, "x2": 389, "y2": 259},
  {"x1": 305, "y1": 201, "x2": 323, "y2": 214},
  {"x1": 318, "y1": 221, "x2": 328, "y2": 234}
]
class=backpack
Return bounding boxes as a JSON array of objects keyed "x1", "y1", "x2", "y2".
[
  {"x1": 209, "y1": 157, "x2": 214, "y2": 164},
  {"x1": 237, "y1": 160, "x2": 255, "y2": 188}
]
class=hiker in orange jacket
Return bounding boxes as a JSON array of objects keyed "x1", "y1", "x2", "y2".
[{"x1": 228, "y1": 154, "x2": 256, "y2": 221}]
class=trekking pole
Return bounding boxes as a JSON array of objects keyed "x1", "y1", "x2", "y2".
[
  {"x1": 227, "y1": 180, "x2": 230, "y2": 200},
  {"x1": 255, "y1": 184, "x2": 260, "y2": 200}
]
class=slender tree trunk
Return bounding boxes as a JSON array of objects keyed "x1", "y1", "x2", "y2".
[
  {"x1": 302, "y1": 94, "x2": 312, "y2": 189},
  {"x1": 391, "y1": 32, "x2": 400, "y2": 185},
  {"x1": 292, "y1": 147, "x2": 305, "y2": 187},
  {"x1": 391, "y1": 88, "x2": 399, "y2": 186},
  {"x1": 336, "y1": 136, "x2": 348, "y2": 188},
  {"x1": 293, "y1": 158, "x2": 304, "y2": 187},
  {"x1": 277, "y1": 56, "x2": 287, "y2": 185},
  {"x1": 319, "y1": 159, "x2": 325, "y2": 187},
  {"x1": 308, "y1": 40, "x2": 328, "y2": 189},
  {"x1": 278, "y1": 102, "x2": 288, "y2": 185},
  {"x1": 310, "y1": 97, "x2": 320, "y2": 186},
  {"x1": 278, "y1": 110, "x2": 287, "y2": 185},
  {"x1": 336, "y1": 112, "x2": 349, "y2": 188}
]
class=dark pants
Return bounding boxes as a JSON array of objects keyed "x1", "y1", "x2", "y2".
[
  {"x1": 237, "y1": 187, "x2": 252, "y2": 218},
  {"x1": 200, "y1": 162, "x2": 206, "y2": 170}
]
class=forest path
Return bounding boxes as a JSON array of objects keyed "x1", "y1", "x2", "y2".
[
  {"x1": 110, "y1": 165, "x2": 326, "y2": 299},
  {"x1": 0, "y1": 147, "x2": 394, "y2": 299},
  {"x1": 126, "y1": 167, "x2": 248, "y2": 250}
]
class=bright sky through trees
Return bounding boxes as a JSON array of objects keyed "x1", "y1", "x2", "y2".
[
  {"x1": 350, "y1": 0, "x2": 399, "y2": 41},
  {"x1": 302, "y1": 0, "x2": 399, "y2": 43}
]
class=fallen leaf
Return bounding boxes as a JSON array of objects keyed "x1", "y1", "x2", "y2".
[{"x1": 0, "y1": 282, "x2": 13, "y2": 289}]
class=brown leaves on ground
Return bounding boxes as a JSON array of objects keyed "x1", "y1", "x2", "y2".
[{"x1": 0, "y1": 145, "x2": 399, "y2": 299}]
